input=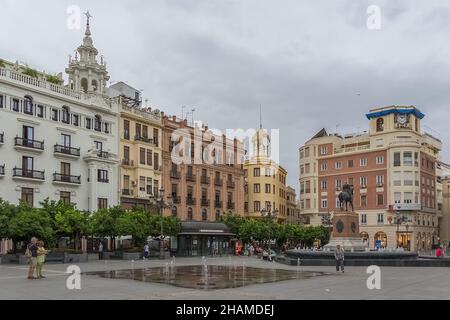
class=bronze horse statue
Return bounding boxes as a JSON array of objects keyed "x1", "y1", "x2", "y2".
[{"x1": 338, "y1": 184, "x2": 354, "y2": 212}]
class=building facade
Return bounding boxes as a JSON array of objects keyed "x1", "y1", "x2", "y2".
[
  {"x1": 299, "y1": 106, "x2": 442, "y2": 251},
  {"x1": 244, "y1": 129, "x2": 288, "y2": 222},
  {"x1": 286, "y1": 186, "x2": 301, "y2": 224},
  {"x1": 0, "y1": 19, "x2": 119, "y2": 212},
  {"x1": 438, "y1": 162, "x2": 450, "y2": 244}
]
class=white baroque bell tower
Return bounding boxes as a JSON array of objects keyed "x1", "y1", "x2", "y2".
[{"x1": 65, "y1": 11, "x2": 110, "y2": 94}]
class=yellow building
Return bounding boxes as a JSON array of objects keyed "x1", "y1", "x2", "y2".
[
  {"x1": 117, "y1": 97, "x2": 163, "y2": 209},
  {"x1": 244, "y1": 129, "x2": 288, "y2": 222}
]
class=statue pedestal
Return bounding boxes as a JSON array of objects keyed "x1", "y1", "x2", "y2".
[{"x1": 324, "y1": 212, "x2": 367, "y2": 251}]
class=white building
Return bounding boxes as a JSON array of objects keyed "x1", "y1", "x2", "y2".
[{"x1": 0, "y1": 17, "x2": 119, "y2": 212}]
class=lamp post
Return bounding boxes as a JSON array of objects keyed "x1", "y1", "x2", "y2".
[
  {"x1": 261, "y1": 203, "x2": 279, "y2": 251},
  {"x1": 149, "y1": 188, "x2": 174, "y2": 260}
]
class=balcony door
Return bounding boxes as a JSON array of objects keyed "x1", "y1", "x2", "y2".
[
  {"x1": 60, "y1": 134, "x2": 71, "y2": 148},
  {"x1": 23, "y1": 125, "x2": 34, "y2": 142},
  {"x1": 22, "y1": 156, "x2": 33, "y2": 177},
  {"x1": 61, "y1": 162, "x2": 71, "y2": 176}
]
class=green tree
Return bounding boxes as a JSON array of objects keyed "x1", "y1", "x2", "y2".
[
  {"x1": 54, "y1": 205, "x2": 89, "y2": 250},
  {"x1": 90, "y1": 206, "x2": 125, "y2": 250},
  {"x1": 0, "y1": 199, "x2": 18, "y2": 241}
]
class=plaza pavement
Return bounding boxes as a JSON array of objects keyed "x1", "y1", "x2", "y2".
[{"x1": 0, "y1": 256, "x2": 449, "y2": 300}]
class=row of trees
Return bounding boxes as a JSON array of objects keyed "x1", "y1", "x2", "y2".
[
  {"x1": 221, "y1": 214, "x2": 330, "y2": 248},
  {"x1": 0, "y1": 199, "x2": 181, "y2": 252}
]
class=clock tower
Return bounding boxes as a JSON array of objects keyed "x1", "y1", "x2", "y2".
[{"x1": 366, "y1": 105, "x2": 424, "y2": 136}]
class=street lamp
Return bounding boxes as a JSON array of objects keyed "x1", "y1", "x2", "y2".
[
  {"x1": 149, "y1": 188, "x2": 174, "y2": 260},
  {"x1": 261, "y1": 203, "x2": 279, "y2": 251}
]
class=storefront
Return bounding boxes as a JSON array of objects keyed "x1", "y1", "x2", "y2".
[{"x1": 177, "y1": 222, "x2": 234, "y2": 257}]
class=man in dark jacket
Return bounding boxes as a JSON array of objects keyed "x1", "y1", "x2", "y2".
[
  {"x1": 335, "y1": 245, "x2": 345, "y2": 273},
  {"x1": 27, "y1": 237, "x2": 38, "y2": 279}
]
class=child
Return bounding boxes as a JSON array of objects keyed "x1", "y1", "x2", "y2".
[{"x1": 36, "y1": 241, "x2": 48, "y2": 279}]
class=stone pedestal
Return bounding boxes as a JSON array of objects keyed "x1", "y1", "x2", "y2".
[{"x1": 325, "y1": 212, "x2": 366, "y2": 251}]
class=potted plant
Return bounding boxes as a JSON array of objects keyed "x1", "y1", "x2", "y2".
[{"x1": 22, "y1": 67, "x2": 39, "y2": 78}]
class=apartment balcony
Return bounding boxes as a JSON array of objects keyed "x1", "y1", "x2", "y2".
[
  {"x1": 97, "y1": 151, "x2": 110, "y2": 159},
  {"x1": 226, "y1": 180, "x2": 234, "y2": 188},
  {"x1": 12, "y1": 168, "x2": 45, "y2": 181},
  {"x1": 53, "y1": 173, "x2": 81, "y2": 186},
  {"x1": 186, "y1": 173, "x2": 196, "y2": 182},
  {"x1": 201, "y1": 198, "x2": 210, "y2": 206},
  {"x1": 227, "y1": 202, "x2": 235, "y2": 210},
  {"x1": 14, "y1": 137, "x2": 44, "y2": 152},
  {"x1": 200, "y1": 175, "x2": 209, "y2": 184},
  {"x1": 122, "y1": 189, "x2": 134, "y2": 196},
  {"x1": 0, "y1": 164, "x2": 4, "y2": 177},
  {"x1": 54, "y1": 144, "x2": 80, "y2": 158},
  {"x1": 121, "y1": 159, "x2": 135, "y2": 167},
  {"x1": 186, "y1": 197, "x2": 196, "y2": 205},
  {"x1": 173, "y1": 196, "x2": 181, "y2": 204},
  {"x1": 134, "y1": 135, "x2": 154, "y2": 144},
  {"x1": 0, "y1": 132, "x2": 4, "y2": 144},
  {"x1": 214, "y1": 178, "x2": 223, "y2": 186},
  {"x1": 214, "y1": 200, "x2": 223, "y2": 208},
  {"x1": 170, "y1": 171, "x2": 180, "y2": 179}
]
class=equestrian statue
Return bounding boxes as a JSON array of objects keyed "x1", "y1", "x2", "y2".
[{"x1": 338, "y1": 183, "x2": 354, "y2": 212}]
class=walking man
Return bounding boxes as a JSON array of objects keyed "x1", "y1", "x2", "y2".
[
  {"x1": 98, "y1": 241, "x2": 104, "y2": 260},
  {"x1": 335, "y1": 244, "x2": 345, "y2": 273},
  {"x1": 144, "y1": 243, "x2": 149, "y2": 259},
  {"x1": 26, "y1": 237, "x2": 38, "y2": 279}
]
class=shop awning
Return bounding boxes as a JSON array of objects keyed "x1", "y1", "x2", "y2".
[{"x1": 178, "y1": 221, "x2": 234, "y2": 236}]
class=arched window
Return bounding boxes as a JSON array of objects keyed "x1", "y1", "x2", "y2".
[
  {"x1": 92, "y1": 79, "x2": 98, "y2": 92},
  {"x1": 360, "y1": 231, "x2": 369, "y2": 244},
  {"x1": 94, "y1": 115, "x2": 102, "y2": 132},
  {"x1": 80, "y1": 78, "x2": 88, "y2": 93},
  {"x1": 187, "y1": 207, "x2": 193, "y2": 221},
  {"x1": 24, "y1": 96, "x2": 33, "y2": 115},
  {"x1": 374, "y1": 231, "x2": 387, "y2": 248},
  {"x1": 171, "y1": 206, "x2": 177, "y2": 217},
  {"x1": 202, "y1": 209, "x2": 207, "y2": 221},
  {"x1": 62, "y1": 106, "x2": 70, "y2": 124},
  {"x1": 215, "y1": 210, "x2": 221, "y2": 221},
  {"x1": 376, "y1": 118, "x2": 384, "y2": 132}
]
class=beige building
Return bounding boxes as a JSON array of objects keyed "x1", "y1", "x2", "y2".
[
  {"x1": 244, "y1": 129, "x2": 288, "y2": 222},
  {"x1": 438, "y1": 162, "x2": 450, "y2": 244},
  {"x1": 286, "y1": 186, "x2": 301, "y2": 224},
  {"x1": 299, "y1": 106, "x2": 442, "y2": 251}
]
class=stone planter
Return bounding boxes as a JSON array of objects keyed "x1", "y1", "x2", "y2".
[
  {"x1": 64, "y1": 253, "x2": 88, "y2": 263},
  {"x1": 122, "y1": 252, "x2": 142, "y2": 260},
  {"x1": 0, "y1": 254, "x2": 20, "y2": 264}
]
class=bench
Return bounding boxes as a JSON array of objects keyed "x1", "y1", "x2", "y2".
[{"x1": 45, "y1": 252, "x2": 65, "y2": 263}]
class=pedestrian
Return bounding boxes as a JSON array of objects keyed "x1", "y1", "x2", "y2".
[
  {"x1": 98, "y1": 241, "x2": 104, "y2": 260},
  {"x1": 36, "y1": 241, "x2": 48, "y2": 279},
  {"x1": 144, "y1": 243, "x2": 149, "y2": 259},
  {"x1": 335, "y1": 245, "x2": 345, "y2": 273},
  {"x1": 436, "y1": 246, "x2": 442, "y2": 258},
  {"x1": 26, "y1": 237, "x2": 38, "y2": 279}
]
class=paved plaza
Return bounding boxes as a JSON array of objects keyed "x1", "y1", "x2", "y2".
[{"x1": 0, "y1": 256, "x2": 449, "y2": 300}]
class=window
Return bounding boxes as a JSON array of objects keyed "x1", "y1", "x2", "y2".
[
  {"x1": 123, "y1": 120, "x2": 130, "y2": 140},
  {"x1": 376, "y1": 175, "x2": 384, "y2": 187},
  {"x1": 23, "y1": 125, "x2": 34, "y2": 141},
  {"x1": 0, "y1": 95, "x2": 3, "y2": 108},
  {"x1": 123, "y1": 146, "x2": 130, "y2": 162},
  {"x1": 394, "y1": 152, "x2": 401, "y2": 167},
  {"x1": 377, "y1": 214, "x2": 384, "y2": 224},
  {"x1": 360, "y1": 158, "x2": 367, "y2": 167},
  {"x1": 305, "y1": 199, "x2": 311, "y2": 209},
  {"x1": 361, "y1": 214, "x2": 367, "y2": 224},
  {"x1": 321, "y1": 199, "x2": 328, "y2": 209},
  {"x1": 336, "y1": 179, "x2": 342, "y2": 190},
  {"x1": 360, "y1": 176, "x2": 367, "y2": 188},
  {"x1": 147, "y1": 149, "x2": 152, "y2": 166},
  {"x1": 393, "y1": 171, "x2": 401, "y2": 186},
  {"x1": 305, "y1": 147, "x2": 310, "y2": 157},
  {"x1": 37, "y1": 105, "x2": 44, "y2": 118},
  {"x1": 300, "y1": 182, "x2": 304, "y2": 194},
  {"x1": 153, "y1": 128, "x2": 159, "y2": 146},
  {"x1": 60, "y1": 191, "x2": 71, "y2": 205},
  {"x1": 403, "y1": 152, "x2": 413, "y2": 166},
  {"x1": 320, "y1": 180, "x2": 328, "y2": 190},
  {"x1": 305, "y1": 163, "x2": 310, "y2": 173},
  {"x1": 404, "y1": 171, "x2": 413, "y2": 186},
  {"x1": 414, "y1": 152, "x2": 419, "y2": 167},
  {"x1": 94, "y1": 115, "x2": 102, "y2": 132},
  {"x1": 142, "y1": 125, "x2": 148, "y2": 139},
  {"x1": 24, "y1": 96, "x2": 33, "y2": 115},
  {"x1": 254, "y1": 183, "x2": 260, "y2": 193},
  {"x1": 394, "y1": 192, "x2": 401, "y2": 204},
  {"x1": 265, "y1": 168, "x2": 271, "y2": 177},
  {"x1": 104, "y1": 123, "x2": 110, "y2": 134},
  {"x1": 86, "y1": 118, "x2": 92, "y2": 129},
  {"x1": 376, "y1": 118, "x2": 384, "y2": 132},
  {"x1": 51, "y1": 109, "x2": 58, "y2": 121},
  {"x1": 187, "y1": 208, "x2": 193, "y2": 220},
  {"x1": 139, "y1": 176, "x2": 146, "y2": 191},
  {"x1": 215, "y1": 210, "x2": 221, "y2": 221},
  {"x1": 320, "y1": 162, "x2": 328, "y2": 172},
  {"x1": 61, "y1": 162, "x2": 71, "y2": 176},
  {"x1": 22, "y1": 156, "x2": 33, "y2": 171},
  {"x1": 300, "y1": 165, "x2": 304, "y2": 175},
  {"x1": 72, "y1": 114, "x2": 79, "y2": 126},
  {"x1": 305, "y1": 181, "x2": 311, "y2": 193},
  {"x1": 98, "y1": 198, "x2": 108, "y2": 209},
  {"x1": 335, "y1": 161, "x2": 342, "y2": 169},
  {"x1": 62, "y1": 106, "x2": 70, "y2": 123},
  {"x1": 145, "y1": 177, "x2": 153, "y2": 195},
  {"x1": 320, "y1": 146, "x2": 328, "y2": 155},
  {"x1": 348, "y1": 177, "x2": 354, "y2": 186},
  {"x1": 265, "y1": 184, "x2": 271, "y2": 193},
  {"x1": 404, "y1": 192, "x2": 413, "y2": 204},
  {"x1": 254, "y1": 201, "x2": 261, "y2": 212},
  {"x1": 140, "y1": 148, "x2": 145, "y2": 165},
  {"x1": 201, "y1": 209, "x2": 207, "y2": 221},
  {"x1": 377, "y1": 194, "x2": 384, "y2": 206},
  {"x1": 21, "y1": 187, "x2": 34, "y2": 207},
  {"x1": 376, "y1": 156, "x2": 384, "y2": 165},
  {"x1": 153, "y1": 152, "x2": 159, "y2": 170},
  {"x1": 61, "y1": 134, "x2": 71, "y2": 147},
  {"x1": 253, "y1": 168, "x2": 260, "y2": 177},
  {"x1": 94, "y1": 141, "x2": 103, "y2": 151},
  {"x1": 97, "y1": 169, "x2": 109, "y2": 183},
  {"x1": 13, "y1": 99, "x2": 19, "y2": 112},
  {"x1": 360, "y1": 195, "x2": 367, "y2": 207},
  {"x1": 123, "y1": 175, "x2": 130, "y2": 192},
  {"x1": 348, "y1": 159, "x2": 354, "y2": 168}
]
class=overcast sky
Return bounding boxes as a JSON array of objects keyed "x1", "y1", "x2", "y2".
[{"x1": 2, "y1": 0, "x2": 450, "y2": 190}]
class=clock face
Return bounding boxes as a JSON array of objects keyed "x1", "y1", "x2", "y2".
[{"x1": 397, "y1": 114, "x2": 408, "y2": 125}]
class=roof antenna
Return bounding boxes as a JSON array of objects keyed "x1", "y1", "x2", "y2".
[{"x1": 259, "y1": 104, "x2": 263, "y2": 129}]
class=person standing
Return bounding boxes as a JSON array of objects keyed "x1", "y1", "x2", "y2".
[
  {"x1": 143, "y1": 243, "x2": 149, "y2": 259},
  {"x1": 335, "y1": 245, "x2": 345, "y2": 273},
  {"x1": 26, "y1": 237, "x2": 38, "y2": 279},
  {"x1": 98, "y1": 241, "x2": 104, "y2": 260},
  {"x1": 36, "y1": 241, "x2": 48, "y2": 279}
]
